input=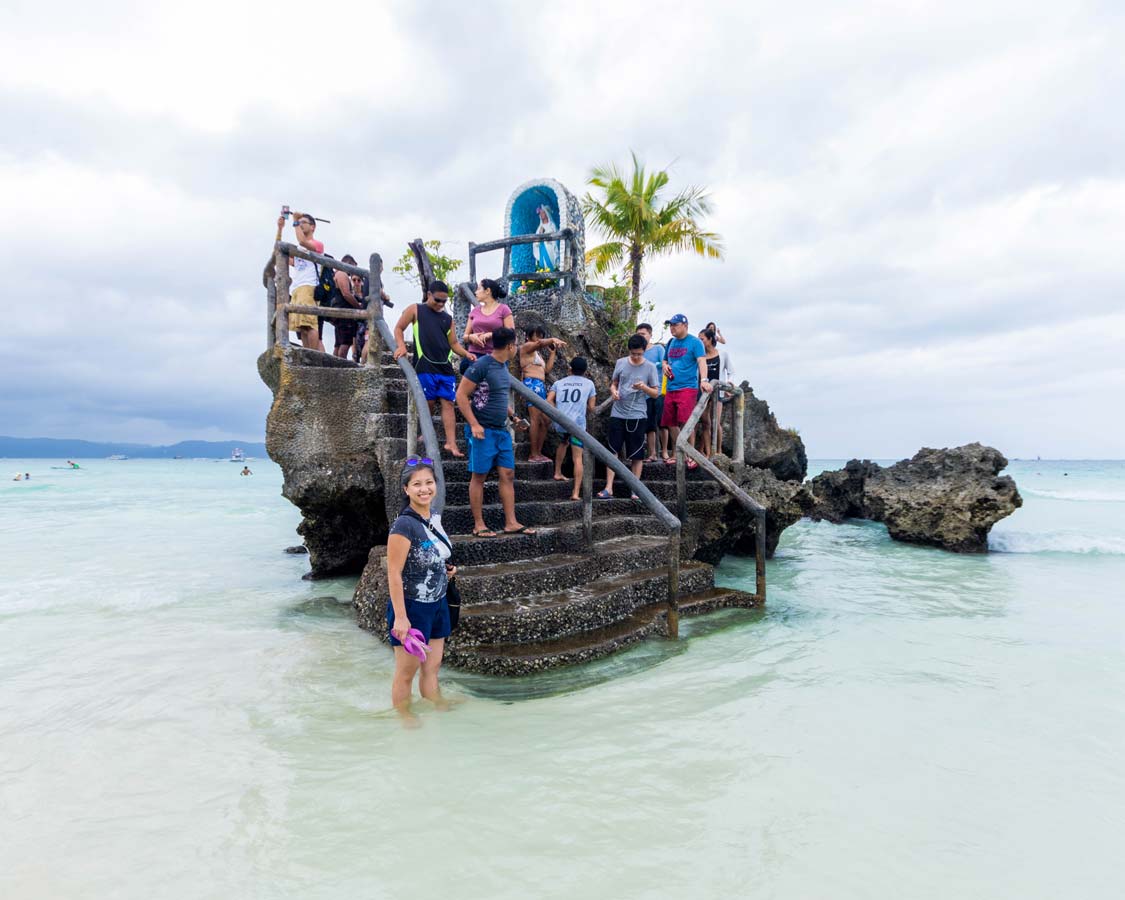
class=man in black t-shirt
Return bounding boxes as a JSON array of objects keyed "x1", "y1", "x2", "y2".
[{"x1": 393, "y1": 281, "x2": 471, "y2": 457}]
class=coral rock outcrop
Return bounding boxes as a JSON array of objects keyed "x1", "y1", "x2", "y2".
[{"x1": 807, "y1": 443, "x2": 1022, "y2": 552}]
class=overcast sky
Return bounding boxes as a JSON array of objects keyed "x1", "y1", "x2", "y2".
[{"x1": 3, "y1": 0, "x2": 1122, "y2": 458}]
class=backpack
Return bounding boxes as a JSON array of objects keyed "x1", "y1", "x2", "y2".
[{"x1": 313, "y1": 255, "x2": 338, "y2": 306}]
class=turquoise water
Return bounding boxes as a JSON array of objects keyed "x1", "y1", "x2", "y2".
[{"x1": 2, "y1": 458, "x2": 1122, "y2": 898}]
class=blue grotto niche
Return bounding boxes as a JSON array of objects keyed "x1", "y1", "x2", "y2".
[{"x1": 503, "y1": 178, "x2": 586, "y2": 289}]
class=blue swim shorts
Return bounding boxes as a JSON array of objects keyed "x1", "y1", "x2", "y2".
[
  {"x1": 386, "y1": 595, "x2": 451, "y2": 646},
  {"x1": 550, "y1": 422, "x2": 584, "y2": 447},
  {"x1": 417, "y1": 372, "x2": 456, "y2": 402},
  {"x1": 466, "y1": 426, "x2": 515, "y2": 474},
  {"x1": 523, "y1": 377, "x2": 547, "y2": 399}
]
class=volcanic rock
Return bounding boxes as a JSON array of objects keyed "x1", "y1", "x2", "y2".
[{"x1": 807, "y1": 443, "x2": 1022, "y2": 552}]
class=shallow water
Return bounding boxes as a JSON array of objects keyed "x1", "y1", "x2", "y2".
[{"x1": 2, "y1": 458, "x2": 1123, "y2": 898}]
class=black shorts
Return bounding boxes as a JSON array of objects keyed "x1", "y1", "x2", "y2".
[
  {"x1": 334, "y1": 318, "x2": 359, "y2": 346},
  {"x1": 607, "y1": 416, "x2": 647, "y2": 461},
  {"x1": 646, "y1": 396, "x2": 664, "y2": 433}
]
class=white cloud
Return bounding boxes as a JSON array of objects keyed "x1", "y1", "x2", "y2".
[{"x1": 1, "y1": 0, "x2": 1123, "y2": 457}]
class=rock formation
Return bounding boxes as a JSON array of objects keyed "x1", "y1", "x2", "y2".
[
  {"x1": 258, "y1": 347, "x2": 391, "y2": 578},
  {"x1": 806, "y1": 443, "x2": 1022, "y2": 552},
  {"x1": 734, "y1": 384, "x2": 808, "y2": 482}
]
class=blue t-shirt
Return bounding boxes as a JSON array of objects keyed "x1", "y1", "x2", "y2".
[
  {"x1": 463, "y1": 354, "x2": 511, "y2": 429},
  {"x1": 665, "y1": 335, "x2": 706, "y2": 389},
  {"x1": 389, "y1": 511, "x2": 451, "y2": 604},
  {"x1": 643, "y1": 344, "x2": 665, "y2": 367}
]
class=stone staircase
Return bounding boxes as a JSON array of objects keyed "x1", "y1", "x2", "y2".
[{"x1": 353, "y1": 353, "x2": 760, "y2": 675}]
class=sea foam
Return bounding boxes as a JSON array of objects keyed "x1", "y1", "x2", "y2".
[
  {"x1": 1025, "y1": 488, "x2": 1125, "y2": 504},
  {"x1": 989, "y1": 530, "x2": 1125, "y2": 555}
]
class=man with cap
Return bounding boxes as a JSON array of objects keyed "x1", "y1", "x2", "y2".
[
  {"x1": 660, "y1": 313, "x2": 712, "y2": 467},
  {"x1": 393, "y1": 281, "x2": 472, "y2": 457}
]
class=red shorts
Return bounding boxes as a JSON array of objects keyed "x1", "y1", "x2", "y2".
[{"x1": 660, "y1": 387, "x2": 699, "y2": 428}]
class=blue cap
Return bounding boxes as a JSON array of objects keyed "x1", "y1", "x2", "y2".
[{"x1": 664, "y1": 313, "x2": 688, "y2": 325}]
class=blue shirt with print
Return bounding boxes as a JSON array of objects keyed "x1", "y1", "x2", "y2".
[{"x1": 665, "y1": 335, "x2": 706, "y2": 389}]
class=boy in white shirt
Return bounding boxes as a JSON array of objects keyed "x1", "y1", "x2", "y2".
[{"x1": 547, "y1": 357, "x2": 597, "y2": 501}]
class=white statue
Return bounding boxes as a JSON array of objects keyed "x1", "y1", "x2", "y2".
[{"x1": 534, "y1": 205, "x2": 558, "y2": 270}]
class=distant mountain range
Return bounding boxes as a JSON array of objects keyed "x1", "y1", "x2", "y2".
[{"x1": 0, "y1": 436, "x2": 268, "y2": 459}]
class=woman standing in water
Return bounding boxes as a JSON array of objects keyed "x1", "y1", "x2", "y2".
[
  {"x1": 462, "y1": 278, "x2": 515, "y2": 361},
  {"x1": 386, "y1": 459, "x2": 456, "y2": 714}
]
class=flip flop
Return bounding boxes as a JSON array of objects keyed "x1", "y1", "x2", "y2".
[
  {"x1": 687, "y1": 458, "x2": 699, "y2": 470},
  {"x1": 502, "y1": 525, "x2": 537, "y2": 535},
  {"x1": 662, "y1": 457, "x2": 676, "y2": 465},
  {"x1": 472, "y1": 528, "x2": 499, "y2": 538},
  {"x1": 400, "y1": 628, "x2": 430, "y2": 661},
  {"x1": 595, "y1": 489, "x2": 612, "y2": 499},
  {"x1": 631, "y1": 493, "x2": 640, "y2": 501}
]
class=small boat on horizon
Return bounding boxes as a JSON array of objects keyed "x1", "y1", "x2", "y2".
[
  {"x1": 107, "y1": 454, "x2": 128, "y2": 460},
  {"x1": 230, "y1": 448, "x2": 245, "y2": 463}
]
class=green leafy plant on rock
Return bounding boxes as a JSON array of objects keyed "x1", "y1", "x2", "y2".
[{"x1": 392, "y1": 240, "x2": 463, "y2": 289}]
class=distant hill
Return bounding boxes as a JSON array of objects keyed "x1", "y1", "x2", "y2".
[{"x1": 0, "y1": 436, "x2": 268, "y2": 459}]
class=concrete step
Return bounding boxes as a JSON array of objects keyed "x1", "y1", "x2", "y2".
[
  {"x1": 454, "y1": 561, "x2": 714, "y2": 645},
  {"x1": 448, "y1": 515, "x2": 671, "y2": 567},
  {"x1": 455, "y1": 534, "x2": 673, "y2": 604},
  {"x1": 592, "y1": 478, "x2": 725, "y2": 501},
  {"x1": 443, "y1": 587, "x2": 759, "y2": 676},
  {"x1": 444, "y1": 478, "x2": 578, "y2": 506},
  {"x1": 439, "y1": 495, "x2": 720, "y2": 534},
  {"x1": 442, "y1": 458, "x2": 555, "y2": 481}
]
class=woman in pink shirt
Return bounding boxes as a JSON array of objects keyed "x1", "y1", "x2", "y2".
[{"x1": 462, "y1": 278, "x2": 515, "y2": 360}]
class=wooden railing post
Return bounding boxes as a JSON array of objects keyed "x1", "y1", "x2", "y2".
[
  {"x1": 366, "y1": 253, "x2": 384, "y2": 367},
  {"x1": 711, "y1": 389, "x2": 721, "y2": 456},
  {"x1": 755, "y1": 508, "x2": 767, "y2": 599},
  {"x1": 406, "y1": 391, "x2": 418, "y2": 454},
  {"x1": 732, "y1": 390, "x2": 745, "y2": 463},
  {"x1": 266, "y1": 277, "x2": 277, "y2": 351},
  {"x1": 666, "y1": 525, "x2": 681, "y2": 639},
  {"x1": 582, "y1": 446, "x2": 593, "y2": 550},
  {"x1": 468, "y1": 242, "x2": 477, "y2": 287},
  {"x1": 676, "y1": 448, "x2": 688, "y2": 523},
  {"x1": 274, "y1": 247, "x2": 291, "y2": 349}
]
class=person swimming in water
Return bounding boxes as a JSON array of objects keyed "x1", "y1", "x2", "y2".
[{"x1": 240, "y1": 466, "x2": 252, "y2": 476}]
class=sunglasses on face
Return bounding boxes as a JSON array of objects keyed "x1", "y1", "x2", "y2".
[{"x1": 405, "y1": 457, "x2": 434, "y2": 467}]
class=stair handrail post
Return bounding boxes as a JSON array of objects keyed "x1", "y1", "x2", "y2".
[
  {"x1": 676, "y1": 380, "x2": 768, "y2": 604},
  {"x1": 273, "y1": 245, "x2": 291, "y2": 349},
  {"x1": 755, "y1": 507, "x2": 767, "y2": 599},
  {"x1": 732, "y1": 389, "x2": 746, "y2": 463},
  {"x1": 468, "y1": 241, "x2": 477, "y2": 287},
  {"x1": 368, "y1": 251, "x2": 446, "y2": 513},
  {"x1": 266, "y1": 270, "x2": 277, "y2": 351},
  {"x1": 711, "y1": 388, "x2": 721, "y2": 456},
  {"x1": 582, "y1": 446, "x2": 594, "y2": 550},
  {"x1": 365, "y1": 251, "x2": 385, "y2": 366},
  {"x1": 666, "y1": 523, "x2": 681, "y2": 639}
]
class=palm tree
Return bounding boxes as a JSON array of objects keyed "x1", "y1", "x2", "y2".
[{"x1": 582, "y1": 152, "x2": 724, "y2": 306}]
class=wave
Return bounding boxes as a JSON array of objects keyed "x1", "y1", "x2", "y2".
[
  {"x1": 989, "y1": 530, "x2": 1125, "y2": 555},
  {"x1": 1025, "y1": 488, "x2": 1125, "y2": 504}
]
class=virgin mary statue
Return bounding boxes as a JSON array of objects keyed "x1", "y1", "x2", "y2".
[{"x1": 534, "y1": 205, "x2": 559, "y2": 270}]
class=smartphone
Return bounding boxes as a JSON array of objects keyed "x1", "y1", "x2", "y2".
[{"x1": 281, "y1": 205, "x2": 291, "y2": 219}]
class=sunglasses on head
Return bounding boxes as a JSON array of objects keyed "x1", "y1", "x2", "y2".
[{"x1": 405, "y1": 457, "x2": 434, "y2": 467}]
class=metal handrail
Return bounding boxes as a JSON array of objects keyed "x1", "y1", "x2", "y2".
[
  {"x1": 266, "y1": 242, "x2": 446, "y2": 513},
  {"x1": 509, "y1": 378, "x2": 684, "y2": 637},
  {"x1": 675, "y1": 381, "x2": 766, "y2": 602}
]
